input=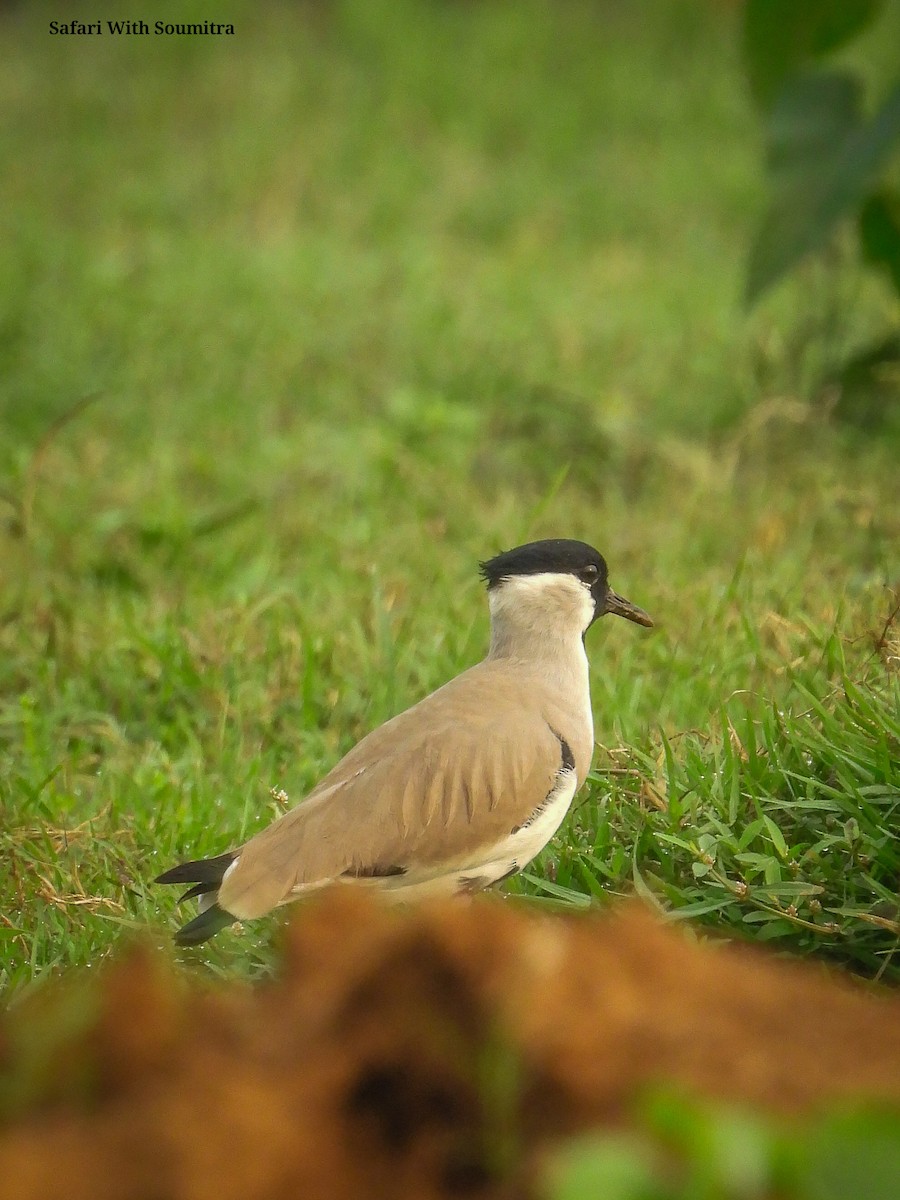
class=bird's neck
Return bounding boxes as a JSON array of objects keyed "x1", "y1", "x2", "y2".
[
  {"x1": 484, "y1": 576, "x2": 594, "y2": 697},
  {"x1": 485, "y1": 588, "x2": 595, "y2": 779},
  {"x1": 487, "y1": 618, "x2": 590, "y2": 694}
]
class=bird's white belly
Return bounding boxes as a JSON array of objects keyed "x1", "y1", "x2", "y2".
[
  {"x1": 462, "y1": 766, "x2": 579, "y2": 887},
  {"x1": 355, "y1": 766, "x2": 580, "y2": 901}
]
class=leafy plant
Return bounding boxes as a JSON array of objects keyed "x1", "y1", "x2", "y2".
[
  {"x1": 516, "y1": 651, "x2": 900, "y2": 984},
  {"x1": 743, "y1": 0, "x2": 900, "y2": 422},
  {"x1": 545, "y1": 1094, "x2": 900, "y2": 1200},
  {"x1": 743, "y1": 0, "x2": 900, "y2": 301}
]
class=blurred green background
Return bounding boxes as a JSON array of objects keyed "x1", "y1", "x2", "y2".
[{"x1": 1, "y1": 0, "x2": 898, "y2": 987}]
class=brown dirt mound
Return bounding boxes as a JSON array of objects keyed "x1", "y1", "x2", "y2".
[{"x1": 2, "y1": 894, "x2": 900, "y2": 1200}]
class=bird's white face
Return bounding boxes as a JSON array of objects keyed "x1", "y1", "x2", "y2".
[{"x1": 488, "y1": 571, "x2": 597, "y2": 639}]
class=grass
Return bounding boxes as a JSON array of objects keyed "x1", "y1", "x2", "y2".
[{"x1": 1, "y1": 0, "x2": 898, "y2": 995}]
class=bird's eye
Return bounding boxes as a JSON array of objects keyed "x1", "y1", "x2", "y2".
[{"x1": 580, "y1": 565, "x2": 599, "y2": 583}]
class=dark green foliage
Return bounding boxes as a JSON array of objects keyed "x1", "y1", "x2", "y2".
[
  {"x1": 746, "y1": 76, "x2": 900, "y2": 302},
  {"x1": 860, "y1": 191, "x2": 900, "y2": 291},
  {"x1": 742, "y1": 0, "x2": 900, "y2": 421},
  {"x1": 825, "y1": 333, "x2": 900, "y2": 427},
  {"x1": 546, "y1": 1095, "x2": 900, "y2": 1200},
  {"x1": 743, "y1": 0, "x2": 886, "y2": 108}
]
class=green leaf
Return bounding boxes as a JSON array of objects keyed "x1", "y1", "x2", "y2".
[
  {"x1": 755, "y1": 881, "x2": 824, "y2": 897},
  {"x1": 762, "y1": 814, "x2": 790, "y2": 859},
  {"x1": 802, "y1": 1110, "x2": 900, "y2": 1200},
  {"x1": 544, "y1": 1134, "x2": 662, "y2": 1200},
  {"x1": 644, "y1": 1094, "x2": 776, "y2": 1197},
  {"x1": 525, "y1": 877, "x2": 593, "y2": 907},
  {"x1": 743, "y1": 0, "x2": 886, "y2": 109},
  {"x1": 667, "y1": 897, "x2": 735, "y2": 919},
  {"x1": 747, "y1": 77, "x2": 900, "y2": 302},
  {"x1": 766, "y1": 74, "x2": 862, "y2": 188},
  {"x1": 825, "y1": 331, "x2": 900, "y2": 427},
  {"x1": 860, "y1": 191, "x2": 900, "y2": 293}
]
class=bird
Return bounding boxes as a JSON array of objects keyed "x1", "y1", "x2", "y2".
[{"x1": 155, "y1": 538, "x2": 653, "y2": 945}]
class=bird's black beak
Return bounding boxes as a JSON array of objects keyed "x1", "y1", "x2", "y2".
[{"x1": 604, "y1": 589, "x2": 654, "y2": 627}]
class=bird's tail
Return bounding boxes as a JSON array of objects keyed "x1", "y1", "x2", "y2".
[{"x1": 155, "y1": 851, "x2": 238, "y2": 946}]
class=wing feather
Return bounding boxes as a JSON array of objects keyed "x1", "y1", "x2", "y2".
[{"x1": 218, "y1": 664, "x2": 571, "y2": 920}]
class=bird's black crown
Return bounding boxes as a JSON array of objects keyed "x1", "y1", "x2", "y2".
[{"x1": 479, "y1": 539, "x2": 608, "y2": 590}]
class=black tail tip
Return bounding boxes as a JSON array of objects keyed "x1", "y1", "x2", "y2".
[
  {"x1": 174, "y1": 903, "x2": 236, "y2": 948},
  {"x1": 155, "y1": 851, "x2": 236, "y2": 887}
]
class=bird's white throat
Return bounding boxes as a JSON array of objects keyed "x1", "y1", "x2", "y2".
[
  {"x1": 487, "y1": 571, "x2": 594, "y2": 760},
  {"x1": 487, "y1": 572, "x2": 595, "y2": 657}
]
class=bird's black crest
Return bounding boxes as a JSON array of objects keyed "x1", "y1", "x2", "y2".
[{"x1": 479, "y1": 539, "x2": 608, "y2": 590}]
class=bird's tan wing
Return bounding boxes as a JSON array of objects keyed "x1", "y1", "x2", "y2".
[{"x1": 218, "y1": 665, "x2": 570, "y2": 920}]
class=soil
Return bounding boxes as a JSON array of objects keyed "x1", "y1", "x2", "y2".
[{"x1": 2, "y1": 893, "x2": 900, "y2": 1200}]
